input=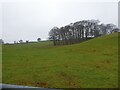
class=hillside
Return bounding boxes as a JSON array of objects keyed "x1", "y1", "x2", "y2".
[
  {"x1": 2, "y1": 33, "x2": 119, "y2": 88},
  {"x1": 0, "y1": 44, "x2": 2, "y2": 83}
]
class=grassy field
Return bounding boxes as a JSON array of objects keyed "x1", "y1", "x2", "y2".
[
  {"x1": 2, "y1": 33, "x2": 118, "y2": 88},
  {"x1": 0, "y1": 44, "x2": 2, "y2": 83}
]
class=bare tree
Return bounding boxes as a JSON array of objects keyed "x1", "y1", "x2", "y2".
[
  {"x1": 49, "y1": 27, "x2": 59, "y2": 45},
  {"x1": 49, "y1": 20, "x2": 119, "y2": 46},
  {"x1": 105, "y1": 24, "x2": 117, "y2": 34},
  {"x1": 112, "y1": 28, "x2": 120, "y2": 33}
]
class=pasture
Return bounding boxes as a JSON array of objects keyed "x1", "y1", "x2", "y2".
[{"x1": 2, "y1": 33, "x2": 118, "y2": 88}]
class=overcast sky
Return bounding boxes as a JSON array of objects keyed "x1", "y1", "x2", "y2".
[{"x1": 0, "y1": 0, "x2": 119, "y2": 43}]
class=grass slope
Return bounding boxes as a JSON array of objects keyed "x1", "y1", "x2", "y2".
[
  {"x1": 0, "y1": 44, "x2": 2, "y2": 83},
  {"x1": 2, "y1": 33, "x2": 118, "y2": 88}
]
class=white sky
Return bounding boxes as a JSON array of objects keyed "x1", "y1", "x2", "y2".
[{"x1": 0, "y1": 0, "x2": 119, "y2": 43}]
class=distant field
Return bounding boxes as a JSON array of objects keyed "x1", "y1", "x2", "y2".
[{"x1": 2, "y1": 33, "x2": 118, "y2": 88}]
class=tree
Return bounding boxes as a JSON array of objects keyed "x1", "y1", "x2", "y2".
[
  {"x1": 88, "y1": 20, "x2": 100, "y2": 37},
  {"x1": 49, "y1": 20, "x2": 119, "y2": 46},
  {"x1": 49, "y1": 27, "x2": 59, "y2": 45},
  {"x1": 99, "y1": 24, "x2": 107, "y2": 35},
  {"x1": 105, "y1": 24, "x2": 117, "y2": 34},
  {"x1": 14, "y1": 41, "x2": 17, "y2": 44},
  {"x1": 112, "y1": 28, "x2": 120, "y2": 33},
  {"x1": 19, "y1": 40, "x2": 23, "y2": 43},
  {"x1": 37, "y1": 38, "x2": 41, "y2": 42},
  {"x1": 0, "y1": 39, "x2": 4, "y2": 44},
  {"x1": 26, "y1": 40, "x2": 29, "y2": 43}
]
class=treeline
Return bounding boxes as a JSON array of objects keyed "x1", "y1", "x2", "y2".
[
  {"x1": 0, "y1": 38, "x2": 41, "y2": 45},
  {"x1": 49, "y1": 20, "x2": 120, "y2": 45}
]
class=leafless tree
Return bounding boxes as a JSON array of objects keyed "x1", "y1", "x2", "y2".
[{"x1": 49, "y1": 20, "x2": 119, "y2": 46}]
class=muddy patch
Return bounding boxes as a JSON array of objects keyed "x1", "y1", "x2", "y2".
[{"x1": 17, "y1": 81, "x2": 48, "y2": 87}]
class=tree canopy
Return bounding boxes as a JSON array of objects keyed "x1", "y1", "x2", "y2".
[{"x1": 49, "y1": 20, "x2": 120, "y2": 45}]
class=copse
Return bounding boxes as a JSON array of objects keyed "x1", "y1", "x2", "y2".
[{"x1": 49, "y1": 20, "x2": 120, "y2": 46}]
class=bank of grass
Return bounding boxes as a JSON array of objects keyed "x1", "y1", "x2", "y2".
[
  {"x1": 2, "y1": 33, "x2": 118, "y2": 88},
  {"x1": 0, "y1": 44, "x2": 2, "y2": 83}
]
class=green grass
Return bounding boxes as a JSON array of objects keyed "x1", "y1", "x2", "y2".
[
  {"x1": 2, "y1": 33, "x2": 119, "y2": 88},
  {"x1": 0, "y1": 44, "x2": 2, "y2": 83}
]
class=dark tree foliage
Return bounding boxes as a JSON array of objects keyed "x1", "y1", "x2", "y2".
[
  {"x1": 19, "y1": 40, "x2": 23, "y2": 44},
  {"x1": 49, "y1": 20, "x2": 120, "y2": 46},
  {"x1": 37, "y1": 38, "x2": 41, "y2": 42},
  {"x1": 26, "y1": 40, "x2": 29, "y2": 43}
]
